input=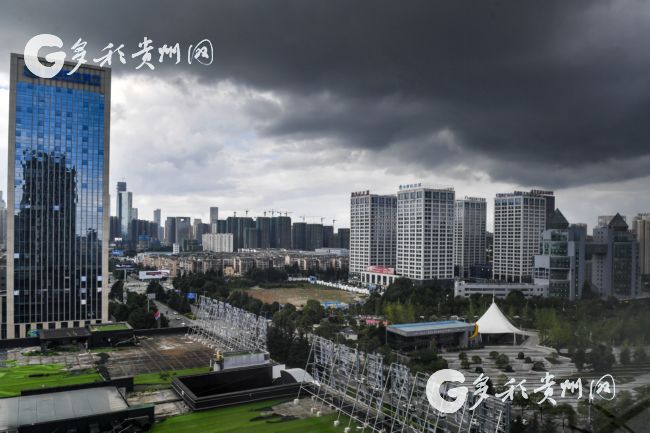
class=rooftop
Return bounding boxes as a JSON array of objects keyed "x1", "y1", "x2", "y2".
[
  {"x1": 0, "y1": 386, "x2": 128, "y2": 430},
  {"x1": 387, "y1": 320, "x2": 474, "y2": 337},
  {"x1": 89, "y1": 322, "x2": 133, "y2": 332}
]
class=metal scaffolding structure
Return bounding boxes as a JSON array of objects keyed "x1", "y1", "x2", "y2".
[
  {"x1": 187, "y1": 297, "x2": 509, "y2": 432},
  {"x1": 297, "y1": 335, "x2": 511, "y2": 433},
  {"x1": 186, "y1": 295, "x2": 268, "y2": 351}
]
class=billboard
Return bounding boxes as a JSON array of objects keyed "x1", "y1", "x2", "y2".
[
  {"x1": 111, "y1": 249, "x2": 124, "y2": 257},
  {"x1": 138, "y1": 270, "x2": 171, "y2": 280},
  {"x1": 366, "y1": 266, "x2": 395, "y2": 275}
]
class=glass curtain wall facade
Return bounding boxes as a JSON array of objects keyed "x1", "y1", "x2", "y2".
[{"x1": 5, "y1": 54, "x2": 110, "y2": 339}]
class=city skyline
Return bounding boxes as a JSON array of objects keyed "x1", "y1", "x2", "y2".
[{"x1": 1, "y1": 1, "x2": 650, "y2": 232}]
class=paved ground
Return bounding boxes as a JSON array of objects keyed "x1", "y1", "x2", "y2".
[{"x1": 104, "y1": 334, "x2": 213, "y2": 378}]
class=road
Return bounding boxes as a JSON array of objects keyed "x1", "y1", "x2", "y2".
[{"x1": 152, "y1": 300, "x2": 195, "y2": 328}]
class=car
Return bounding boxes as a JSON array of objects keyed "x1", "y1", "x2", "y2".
[
  {"x1": 180, "y1": 322, "x2": 186, "y2": 326},
  {"x1": 174, "y1": 312, "x2": 179, "y2": 315}
]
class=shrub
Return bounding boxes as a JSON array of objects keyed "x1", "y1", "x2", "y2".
[
  {"x1": 489, "y1": 351, "x2": 499, "y2": 360},
  {"x1": 471, "y1": 355, "x2": 482, "y2": 364},
  {"x1": 524, "y1": 356, "x2": 533, "y2": 364},
  {"x1": 504, "y1": 365, "x2": 514, "y2": 373},
  {"x1": 532, "y1": 361, "x2": 546, "y2": 372},
  {"x1": 461, "y1": 359, "x2": 470, "y2": 369},
  {"x1": 458, "y1": 352, "x2": 468, "y2": 360},
  {"x1": 475, "y1": 366, "x2": 484, "y2": 374},
  {"x1": 517, "y1": 351, "x2": 525, "y2": 360}
]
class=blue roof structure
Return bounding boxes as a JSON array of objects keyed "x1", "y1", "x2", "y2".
[{"x1": 387, "y1": 320, "x2": 474, "y2": 337}]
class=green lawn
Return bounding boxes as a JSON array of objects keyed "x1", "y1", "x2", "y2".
[
  {"x1": 89, "y1": 323, "x2": 131, "y2": 332},
  {"x1": 0, "y1": 364, "x2": 103, "y2": 398},
  {"x1": 152, "y1": 399, "x2": 352, "y2": 433},
  {"x1": 133, "y1": 366, "x2": 211, "y2": 385}
]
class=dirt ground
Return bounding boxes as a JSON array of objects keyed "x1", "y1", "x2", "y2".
[
  {"x1": 103, "y1": 334, "x2": 214, "y2": 378},
  {"x1": 245, "y1": 286, "x2": 364, "y2": 307}
]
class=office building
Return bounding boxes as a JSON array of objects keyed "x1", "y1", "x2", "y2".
[
  {"x1": 270, "y1": 215, "x2": 292, "y2": 249},
  {"x1": 209, "y1": 207, "x2": 219, "y2": 233},
  {"x1": 533, "y1": 209, "x2": 587, "y2": 300},
  {"x1": 202, "y1": 233, "x2": 234, "y2": 253},
  {"x1": 117, "y1": 189, "x2": 132, "y2": 239},
  {"x1": 589, "y1": 214, "x2": 640, "y2": 298},
  {"x1": 109, "y1": 216, "x2": 120, "y2": 242},
  {"x1": 5, "y1": 54, "x2": 111, "y2": 338},
  {"x1": 396, "y1": 184, "x2": 455, "y2": 282},
  {"x1": 453, "y1": 197, "x2": 487, "y2": 278},
  {"x1": 598, "y1": 215, "x2": 627, "y2": 228},
  {"x1": 164, "y1": 217, "x2": 176, "y2": 245},
  {"x1": 349, "y1": 191, "x2": 397, "y2": 278},
  {"x1": 493, "y1": 190, "x2": 551, "y2": 282},
  {"x1": 174, "y1": 217, "x2": 192, "y2": 247},
  {"x1": 216, "y1": 219, "x2": 227, "y2": 234},
  {"x1": 632, "y1": 214, "x2": 650, "y2": 276},
  {"x1": 192, "y1": 218, "x2": 210, "y2": 241}
]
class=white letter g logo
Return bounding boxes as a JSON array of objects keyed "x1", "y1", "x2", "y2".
[
  {"x1": 426, "y1": 369, "x2": 468, "y2": 414},
  {"x1": 24, "y1": 34, "x2": 66, "y2": 78}
]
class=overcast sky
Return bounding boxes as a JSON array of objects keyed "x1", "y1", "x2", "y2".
[{"x1": 1, "y1": 0, "x2": 649, "y2": 230}]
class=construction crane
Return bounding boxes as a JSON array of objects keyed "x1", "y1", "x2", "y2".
[{"x1": 245, "y1": 209, "x2": 249, "y2": 217}]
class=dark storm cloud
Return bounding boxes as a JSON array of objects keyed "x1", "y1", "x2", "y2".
[{"x1": 3, "y1": 0, "x2": 650, "y2": 188}]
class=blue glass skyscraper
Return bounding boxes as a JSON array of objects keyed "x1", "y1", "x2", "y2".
[{"x1": 3, "y1": 54, "x2": 111, "y2": 339}]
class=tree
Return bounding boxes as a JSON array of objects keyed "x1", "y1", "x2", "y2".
[
  {"x1": 620, "y1": 346, "x2": 631, "y2": 365},
  {"x1": 109, "y1": 279, "x2": 124, "y2": 301},
  {"x1": 299, "y1": 300, "x2": 325, "y2": 331},
  {"x1": 588, "y1": 344, "x2": 615, "y2": 372},
  {"x1": 634, "y1": 345, "x2": 647, "y2": 363}
]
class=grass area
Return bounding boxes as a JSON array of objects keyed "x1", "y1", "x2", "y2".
[
  {"x1": 0, "y1": 364, "x2": 103, "y2": 398},
  {"x1": 89, "y1": 323, "x2": 131, "y2": 332},
  {"x1": 133, "y1": 366, "x2": 211, "y2": 385},
  {"x1": 151, "y1": 399, "x2": 351, "y2": 433}
]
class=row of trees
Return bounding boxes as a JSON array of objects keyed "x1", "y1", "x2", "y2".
[{"x1": 109, "y1": 291, "x2": 169, "y2": 329}]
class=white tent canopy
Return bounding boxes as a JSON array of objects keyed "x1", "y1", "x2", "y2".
[{"x1": 476, "y1": 300, "x2": 524, "y2": 335}]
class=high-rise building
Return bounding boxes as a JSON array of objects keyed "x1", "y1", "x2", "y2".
[
  {"x1": 598, "y1": 215, "x2": 627, "y2": 228},
  {"x1": 305, "y1": 224, "x2": 324, "y2": 251},
  {"x1": 292, "y1": 222, "x2": 307, "y2": 250},
  {"x1": 226, "y1": 216, "x2": 255, "y2": 251},
  {"x1": 164, "y1": 217, "x2": 176, "y2": 245},
  {"x1": 216, "y1": 219, "x2": 227, "y2": 234},
  {"x1": 396, "y1": 184, "x2": 455, "y2": 282},
  {"x1": 589, "y1": 214, "x2": 640, "y2": 298},
  {"x1": 493, "y1": 190, "x2": 551, "y2": 283},
  {"x1": 153, "y1": 208, "x2": 162, "y2": 240},
  {"x1": 322, "y1": 225, "x2": 335, "y2": 247},
  {"x1": 202, "y1": 233, "x2": 234, "y2": 253},
  {"x1": 349, "y1": 191, "x2": 397, "y2": 278},
  {"x1": 336, "y1": 228, "x2": 350, "y2": 250},
  {"x1": 244, "y1": 227, "x2": 260, "y2": 249},
  {"x1": 5, "y1": 54, "x2": 111, "y2": 338},
  {"x1": 109, "y1": 216, "x2": 120, "y2": 242},
  {"x1": 632, "y1": 214, "x2": 650, "y2": 276},
  {"x1": 117, "y1": 189, "x2": 132, "y2": 239},
  {"x1": 209, "y1": 207, "x2": 219, "y2": 233},
  {"x1": 533, "y1": 210, "x2": 587, "y2": 300},
  {"x1": 174, "y1": 217, "x2": 192, "y2": 246},
  {"x1": 192, "y1": 218, "x2": 210, "y2": 241},
  {"x1": 0, "y1": 191, "x2": 6, "y2": 250},
  {"x1": 270, "y1": 216, "x2": 292, "y2": 249},
  {"x1": 453, "y1": 197, "x2": 487, "y2": 279},
  {"x1": 256, "y1": 216, "x2": 272, "y2": 249}
]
